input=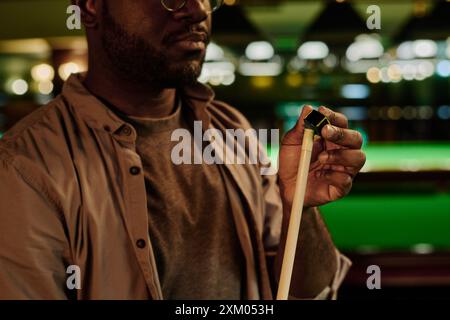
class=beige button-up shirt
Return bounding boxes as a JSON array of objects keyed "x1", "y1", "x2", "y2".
[{"x1": 0, "y1": 74, "x2": 350, "y2": 300}]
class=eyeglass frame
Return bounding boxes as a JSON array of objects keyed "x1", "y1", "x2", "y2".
[{"x1": 160, "y1": 0, "x2": 223, "y2": 13}]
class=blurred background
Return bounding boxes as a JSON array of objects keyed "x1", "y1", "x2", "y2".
[{"x1": 0, "y1": 0, "x2": 449, "y2": 299}]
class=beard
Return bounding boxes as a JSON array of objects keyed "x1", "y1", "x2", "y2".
[{"x1": 101, "y1": 6, "x2": 205, "y2": 88}]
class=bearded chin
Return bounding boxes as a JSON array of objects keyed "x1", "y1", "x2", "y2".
[
  {"x1": 160, "y1": 58, "x2": 203, "y2": 87},
  {"x1": 101, "y1": 9, "x2": 203, "y2": 88}
]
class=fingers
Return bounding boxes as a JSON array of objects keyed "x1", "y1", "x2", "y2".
[
  {"x1": 283, "y1": 105, "x2": 362, "y2": 149},
  {"x1": 318, "y1": 149, "x2": 366, "y2": 169},
  {"x1": 321, "y1": 125, "x2": 363, "y2": 149},
  {"x1": 318, "y1": 106, "x2": 364, "y2": 148},
  {"x1": 315, "y1": 170, "x2": 353, "y2": 197},
  {"x1": 293, "y1": 105, "x2": 347, "y2": 134},
  {"x1": 318, "y1": 106, "x2": 348, "y2": 129},
  {"x1": 293, "y1": 105, "x2": 314, "y2": 132}
]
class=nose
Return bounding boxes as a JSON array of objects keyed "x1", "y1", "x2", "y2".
[{"x1": 172, "y1": 0, "x2": 209, "y2": 23}]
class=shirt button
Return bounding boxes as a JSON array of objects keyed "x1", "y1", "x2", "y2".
[
  {"x1": 136, "y1": 239, "x2": 146, "y2": 249},
  {"x1": 130, "y1": 166, "x2": 141, "y2": 175},
  {"x1": 122, "y1": 126, "x2": 132, "y2": 136}
]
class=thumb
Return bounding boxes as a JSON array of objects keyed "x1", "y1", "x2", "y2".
[{"x1": 281, "y1": 105, "x2": 314, "y2": 145}]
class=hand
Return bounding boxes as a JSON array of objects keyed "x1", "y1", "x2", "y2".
[{"x1": 278, "y1": 105, "x2": 366, "y2": 209}]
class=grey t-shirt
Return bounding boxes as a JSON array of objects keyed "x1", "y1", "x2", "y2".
[{"x1": 124, "y1": 102, "x2": 244, "y2": 299}]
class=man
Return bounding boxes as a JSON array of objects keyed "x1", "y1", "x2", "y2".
[{"x1": 0, "y1": 0, "x2": 365, "y2": 299}]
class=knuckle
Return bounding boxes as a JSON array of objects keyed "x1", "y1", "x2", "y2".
[{"x1": 336, "y1": 127, "x2": 345, "y2": 141}]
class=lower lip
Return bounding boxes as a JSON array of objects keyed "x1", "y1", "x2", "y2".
[{"x1": 173, "y1": 40, "x2": 206, "y2": 51}]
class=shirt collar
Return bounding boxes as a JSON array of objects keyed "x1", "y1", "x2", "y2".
[
  {"x1": 62, "y1": 73, "x2": 216, "y2": 135},
  {"x1": 62, "y1": 73, "x2": 125, "y2": 134}
]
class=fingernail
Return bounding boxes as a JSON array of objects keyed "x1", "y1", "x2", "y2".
[
  {"x1": 319, "y1": 106, "x2": 331, "y2": 114},
  {"x1": 326, "y1": 125, "x2": 336, "y2": 138}
]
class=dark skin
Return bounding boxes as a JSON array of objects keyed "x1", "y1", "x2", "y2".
[
  {"x1": 78, "y1": 0, "x2": 211, "y2": 118},
  {"x1": 276, "y1": 105, "x2": 366, "y2": 298},
  {"x1": 75, "y1": 0, "x2": 366, "y2": 298}
]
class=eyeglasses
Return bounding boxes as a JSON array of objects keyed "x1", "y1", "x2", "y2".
[{"x1": 161, "y1": 0, "x2": 223, "y2": 13}]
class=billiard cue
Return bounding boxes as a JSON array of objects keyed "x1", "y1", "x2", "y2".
[{"x1": 276, "y1": 110, "x2": 329, "y2": 300}]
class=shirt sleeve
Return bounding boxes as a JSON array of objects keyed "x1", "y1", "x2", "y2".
[
  {"x1": 0, "y1": 158, "x2": 70, "y2": 299},
  {"x1": 289, "y1": 250, "x2": 352, "y2": 300}
]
